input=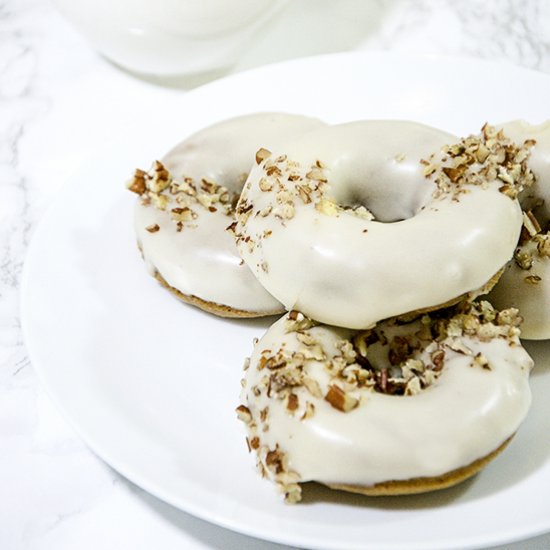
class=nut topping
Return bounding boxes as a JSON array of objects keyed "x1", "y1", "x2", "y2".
[
  {"x1": 427, "y1": 124, "x2": 535, "y2": 201},
  {"x1": 324, "y1": 384, "x2": 359, "y2": 412},
  {"x1": 128, "y1": 160, "x2": 237, "y2": 227},
  {"x1": 145, "y1": 223, "x2": 160, "y2": 233},
  {"x1": 255, "y1": 147, "x2": 272, "y2": 165}
]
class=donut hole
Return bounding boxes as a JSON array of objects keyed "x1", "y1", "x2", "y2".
[
  {"x1": 284, "y1": 120, "x2": 451, "y2": 223},
  {"x1": 352, "y1": 319, "x2": 441, "y2": 396},
  {"x1": 330, "y1": 163, "x2": 435, "y2": 223}
]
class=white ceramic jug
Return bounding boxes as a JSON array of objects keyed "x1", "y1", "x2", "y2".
[{"x1": 53, "y1": 0, "x2": 289, "y2": 76}]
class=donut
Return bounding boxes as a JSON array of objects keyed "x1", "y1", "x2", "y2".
[
  {"x1": 235, "y1": 121, "x2": 533, "y2": 329},
  {"x1": 127, "y1": 112, "x2": 325, "y2": 317},
  {"x1": 237, "y1": 302, "x2": 533, "y2": 502},
  {"x1": 488, "y1": 120, "x2": 550, "y2": 339},
  {"x1": 488, "y1": 225, "x2": 550, "y2": 339}
]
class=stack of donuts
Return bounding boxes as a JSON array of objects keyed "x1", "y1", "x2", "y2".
[{"x1": 128, "y1": 113, "x2": 550, "y2": 502}]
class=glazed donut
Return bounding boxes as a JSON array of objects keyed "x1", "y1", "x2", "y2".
[
  {"x1": 237, "y1": 302, "x2": 533, "y2": 502},
  {"x1": 488, "y1": 227, "x2": 550, "y2": 339},
  {"x1": 488, "y1": 120, "x2": 550, "y2": 339},
  {"x1": 128, "y1": 112, "x2": 325, "y2": 317},
  {"x1": 235, "y1": 121, "x2": 533, "y2": 329}
]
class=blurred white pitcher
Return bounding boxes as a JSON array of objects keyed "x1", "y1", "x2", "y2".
[{"x1": 53, "y1": 0, "x2": 289, "y2": 76}]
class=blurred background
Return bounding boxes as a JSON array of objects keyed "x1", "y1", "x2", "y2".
[{"x1": 2, "y1": 1, "x2": 550, "y2": 549}]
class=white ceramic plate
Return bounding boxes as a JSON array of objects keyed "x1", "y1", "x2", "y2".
[{"x1": 21, "y1": 52, "x2": 550, "y2": 549}]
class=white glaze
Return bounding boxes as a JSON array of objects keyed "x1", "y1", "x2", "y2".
[
  {"x1": 236, "y1": 121, "x2": 523, "y2": 329},
  {"x1": 135, "y1": 112, "x2": 325, "y2": 314},
  {"x1": 488, "y1": 121, "x2": 550, "y2": 339},
  {"x1": 242, "y1": 311, "x2": 533, "y2": 488}
]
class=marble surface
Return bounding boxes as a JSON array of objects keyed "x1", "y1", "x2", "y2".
[{"x1": 2, "y1": 0, "x2": 550, "y2": 548}]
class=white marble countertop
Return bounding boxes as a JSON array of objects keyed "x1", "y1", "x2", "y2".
[{"x1": 3, "y1": 0, "x2": 550, "y2": 548}]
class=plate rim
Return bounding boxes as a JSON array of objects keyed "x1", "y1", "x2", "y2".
[{"x1": 20, "y1": 50, "x2": 550, "y2": 550}]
